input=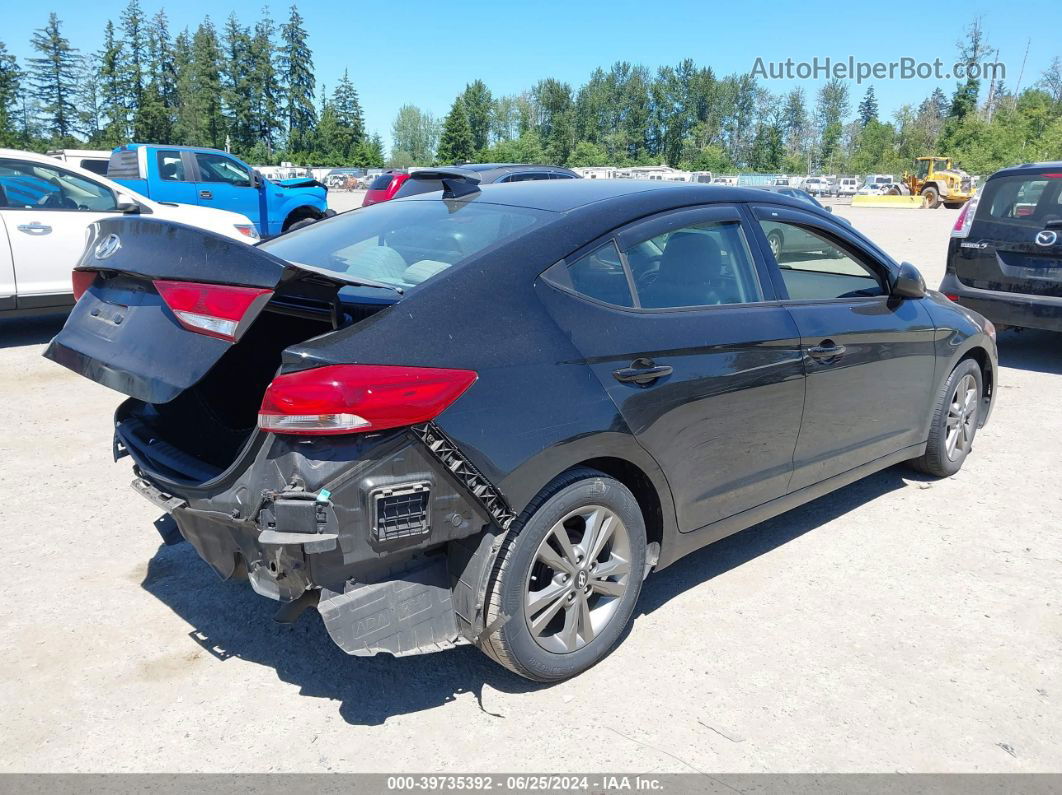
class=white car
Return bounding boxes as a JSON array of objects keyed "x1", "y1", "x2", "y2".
[
  {"x1": 856, "y1": 174, "x2": 897, "y2": 196},
  {"x1": 802, "y1": 176, "x2": 833, "y2": 196},
  {"x1": 1, "y1": 148, "x2": 258, "y2": 317}
]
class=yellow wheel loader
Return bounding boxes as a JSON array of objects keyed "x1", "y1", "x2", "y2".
[{"x1": 887, "y1": 157, "x2": 975, "y2": 208}]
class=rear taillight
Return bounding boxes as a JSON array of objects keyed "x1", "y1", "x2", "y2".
[
  {"x1": 950, "y1": 194, "x2": 979, "y2": 238},
  {"x1": 154, "y1": 280, "x2": 273, "y2": 342},
  {"x1": 258, "y1": 364, "x2": 477, "y2": 435},
  {"x1": 944, "y1": 293, "x2": 960, "y2": 302},
  {"x1": 72, "y1": 269, "x2": 98, "y2": 301}
]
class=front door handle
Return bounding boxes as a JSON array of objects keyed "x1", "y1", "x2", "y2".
[
  {"x1": 199, "y1": 190, "x2": 213, "y2": 200},
  {"x1": 612, "y1": 358, "x2": 673, "y2": 385},
  {"x1": 17, "y1": 222, "x2": 52, "y2": 235},
  {"x1": 808, "y1": 340, "x2": 847, "y2": 361}
]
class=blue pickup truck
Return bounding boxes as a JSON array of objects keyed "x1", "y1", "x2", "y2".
[{"x1": 107, "y1": 144, "x2": 330, "y2": 237}]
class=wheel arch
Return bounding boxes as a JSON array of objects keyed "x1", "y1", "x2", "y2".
[
  {"x1": 282, "y1": 204, "x2": 326, "y2": 232},
  {"x1": 958, "y1": 344, "x2": 995, "y2": 425}
]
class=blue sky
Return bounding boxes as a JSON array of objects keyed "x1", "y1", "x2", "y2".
[{"x1": 5, "y1": 0, "x2": 1062, "y2": 151}]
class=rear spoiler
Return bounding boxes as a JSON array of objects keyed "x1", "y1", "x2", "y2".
[{"x1": 408, "y1": 168, "x2": 481, "y2": 199}]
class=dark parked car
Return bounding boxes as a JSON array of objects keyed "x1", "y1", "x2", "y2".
[
  {"x1": 393, "y1": 163, "x2": 580, "y2": 199},
  {"x1": 943, "y1": 162, "x2": 1062, "y2": 332},
  {"x1": 46, "y1": 178, "x2": 997, "y2": 682}
]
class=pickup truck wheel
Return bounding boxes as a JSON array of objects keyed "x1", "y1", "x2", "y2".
[
  {"x1": 479, "y1": 468, "x2": 646, "y2": 682},
  {"x1": 285, "y1": 217, "x2": 318, "y2": 232}
]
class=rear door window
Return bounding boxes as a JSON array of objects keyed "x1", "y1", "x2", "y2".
[{"x1": 157, "y1": 151, "x2": 187, "y2": 181}]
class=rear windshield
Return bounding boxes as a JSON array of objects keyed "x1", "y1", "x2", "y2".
[
  {"x1": 369, "y1": 174, "x2": 396, "y2": 190},
  {"x1": 260, "y1": 199, "x2": 550, "y2": 290},
  {"x1": 976, "y1": 174, "x2": 1062, "y2": 228}
]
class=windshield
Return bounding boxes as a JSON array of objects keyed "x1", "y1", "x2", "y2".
[{"x1": 260, "y1": 199, "x2": 551, "y2": 290}]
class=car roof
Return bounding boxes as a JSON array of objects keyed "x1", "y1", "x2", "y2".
[
  {"x1": 987, "y1": 162, "x2": 1062, "y2": 180},
  {"x1": 400, "y1": 179, "x2": 830, "y2": 215}
]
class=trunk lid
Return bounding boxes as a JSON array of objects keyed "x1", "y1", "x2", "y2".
[
  {"x1": 44, "y1": 216, "x2": 355, "y2": 404},
  {"x1": 958, "y1": 172, "x2": 1062, "y2": 297}
]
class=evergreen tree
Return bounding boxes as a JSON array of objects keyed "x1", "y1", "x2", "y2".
[
  {"x1": 147, "y1": 10, "x2": 176, "y2": 109},
  {"x1": 174, "y1": 20, "x2": 225, "y2": 148},
  {"x1": 249, "y1": 9, "x2": 283, "y2": 151},
  {"x1": 857, "y1": 85, "x2": 878, "y2": 126},
  {"x1": 222, "y1": 14, "x2": 254, "y2": 151},
  {"x1": 330, "y1": 68, "x2": 364, "y2": 158},
  {"x1": 121, "y1": 0, "x2": 147, "y2": 116},
  {"x1": 28, "y1": 13, "x2": 80, "y2": 142},
  {"x1": 949, "y1": 18, "x2": 989, "y2": 121},
  {"x1": 461, "y1": 79, "x2": 492, "y2": 153},
  {"x1": 76, "y1": 64, "x2": 101, "y2": 142},
  {"x1": 98, "y1": 20, "x2": 128, "y2": 145},
  {"x1": 138, "y1": 9, "x2": 174, "y2": 143},
  {"x1": 435, "y1": 96, "x2": 475, "y2": 164},
  {"x1": 278, "y1": 3, "x2": 315, "y2": 151},
  {"x1": 0, "y1": 42, "x2": 21, "y2": 145},
  {"x1": 815, "y1": 78, "x2": 849, "y2": 170}
]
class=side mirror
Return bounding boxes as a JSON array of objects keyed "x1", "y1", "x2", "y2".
[
  {"x1": 251, "y1": 170, "x2": 264, "y2": 189},
  {"x1": 892, "y1": 261, "x2": 926, "y2": 299},
  {"x1": 825, "y1": 205, "x2": 833, "y2": 213},
  {"x1": 116, "y1": 192, "x2": 140, "y2": 214}
]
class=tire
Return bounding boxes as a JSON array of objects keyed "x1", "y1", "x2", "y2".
[
  {"x1": 943, "y1": 202, "x2": 963, "y2": 209},
  {"x1": 767, "y1": 230, "x2": 783, "y2": 259},
  {"x1": 921, "y1": 187, "x2": 941, "y2": 209},
  {"x1": 910, "y1": 359, "x2": 983, "y2": 477},
  {"x1": 479, "y1": 468, "x2": 646, "y2": 682},
  {"x1": 284, "y1": 217, "x2": 318, "y2": 233}
]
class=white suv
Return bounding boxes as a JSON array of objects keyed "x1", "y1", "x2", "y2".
[{"x1": 1, "y1": 149, "x2": 259, "y2": 318}]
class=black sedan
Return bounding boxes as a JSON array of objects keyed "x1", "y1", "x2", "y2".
[{"x1": 45, "y1": 175, "x2": 998, "y2": 682}]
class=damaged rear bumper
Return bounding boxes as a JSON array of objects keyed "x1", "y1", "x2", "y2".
[{"x1": 120, "y1": 405, "x2": 507, "y2": 657}]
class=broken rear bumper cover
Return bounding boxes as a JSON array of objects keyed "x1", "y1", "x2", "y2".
[{"x1": 119, "y1": 407, "x2": 512, "y2": 657}]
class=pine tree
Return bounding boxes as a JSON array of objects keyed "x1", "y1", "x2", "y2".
[
  {"x1": 249, "y1": 9, "x2": 283, "y2": 151},
  {"x1": 28, "y1": 13, "x2": 81, "y2": 142},
  {"x1": 147, "y1": 10, "x2": 176, "y2": 109},
  {"x1": 278, "y1": 3, "x2": 315, "y2": 152},
  {"x1": 98, "y1": 20, "x2": 128, "y2": 145},
  {"x1": 857, "y1": 85, "x2": 878, "y2": 126},
  {"x1": 222, "y1": 14, "x2": 254, "y2": 151},
  {"x1": 76, "y1": 64, "x2": 101, "y2": 142},
  {"x1": 121, "y1": 0, "x2": 147, "y2": 119},
  {"x1": 462, "y1": 79, "x2": 492, "y2": 153},
  {"x1": 436, "y1": 97, "x2": 475, "y2": 164},
  {"x1": 174, "y1": 20, "x2": 225, "y2": 148},
  {"x1": 0, "y1": 42, "x2": 21, "y2": 146},
  {"x1": 330, "y1": 68, "x2": 364, "y2": 159}
]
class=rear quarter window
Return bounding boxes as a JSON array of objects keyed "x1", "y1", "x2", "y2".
[{"x1": 369, "y1": 174, "x2": 396, "y2": 190}]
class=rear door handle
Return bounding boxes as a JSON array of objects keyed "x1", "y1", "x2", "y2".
[
  {"x1": 808, "y1": 341, "x2": 847, "y2": 361},
  {"x1": 612, "y1": 358, "x2": 673, "y2": 385},
  {"x1": 17, "y1": 222, "x2": 52, "y2": 234},
  {"x1": 199, "y1": 190, "x2": 213, "y2": 200}
]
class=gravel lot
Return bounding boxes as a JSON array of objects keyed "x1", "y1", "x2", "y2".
[{"x1": 1, "y1": 202, "x2": 1059, "y2": 773}]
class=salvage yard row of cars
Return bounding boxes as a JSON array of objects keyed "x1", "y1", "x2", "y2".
[{"x1": 8, "y1": 140, "x2": 1062, "y2": 681}]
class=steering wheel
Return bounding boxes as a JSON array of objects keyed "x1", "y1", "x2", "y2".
[{"x1": 37, "y1": 192, "x2": 77, "y2": 210}]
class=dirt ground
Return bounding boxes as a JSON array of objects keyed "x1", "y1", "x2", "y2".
[{"x1": 0, "y1": 202, "x2": 1059, "y2": 773}]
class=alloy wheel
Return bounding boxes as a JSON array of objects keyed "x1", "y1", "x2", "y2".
[
  {"x1": 945, "y1": 373, "x2": 978, "y2": 460},
  {"x1": 523, "y1": 505, "x2": 632, "y2": 654}
]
